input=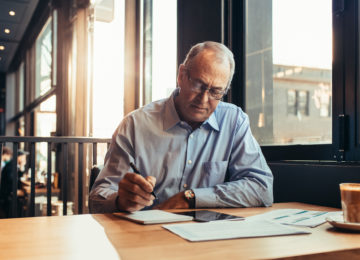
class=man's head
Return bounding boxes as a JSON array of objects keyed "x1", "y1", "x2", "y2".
[
  {"x1": 17, "y1": 150, "x2": 29, "y2": 172},
  {"x1": 2, "y1": 146, "x2": 13, "y2": 162},
  {"x1": 175, "y1": 41, "x2": 235, "y2": 129}
]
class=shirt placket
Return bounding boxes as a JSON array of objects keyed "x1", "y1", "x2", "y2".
[{"x1": 180, "y1": 127, "x2": 197, "y2": 191}]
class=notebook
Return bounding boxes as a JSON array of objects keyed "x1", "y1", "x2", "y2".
[{"x1": 113, "y1": 209, "x2": 194, "y2": 224}]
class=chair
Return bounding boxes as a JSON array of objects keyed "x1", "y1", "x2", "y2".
[{"x1": 89, "y1": 165, "x2": 103, "y2": 192}]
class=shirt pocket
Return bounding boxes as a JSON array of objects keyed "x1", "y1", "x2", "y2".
[{"x1": 199, "y1": 161, "x2": 228, "y2": 187}]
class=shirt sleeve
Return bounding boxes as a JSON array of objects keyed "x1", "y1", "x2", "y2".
[
  {"x1": 192, "y1": 113, "x2": 274, "y2": 208},
  {"x1": 89, "y1": 117, "x2": 134, "y2": 213}
]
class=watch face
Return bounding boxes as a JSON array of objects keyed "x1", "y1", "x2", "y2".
[{"x1": 185, "y1": 190, "x2": 195, "y2": 199}]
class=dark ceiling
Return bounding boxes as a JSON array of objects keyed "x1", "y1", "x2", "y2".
[{"x1": 0, "y1": 0, "x2": 39, "y2": 73}]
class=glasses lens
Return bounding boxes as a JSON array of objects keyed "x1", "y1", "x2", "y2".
[{"x1": 188, "y1": 75, "x2": 225, "y2": 100}]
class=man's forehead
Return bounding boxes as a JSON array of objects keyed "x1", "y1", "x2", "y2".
[
  {"x1": 190, "y1": 50, "x2": 229, "y2": 71},
  {"x1": 189, "y1": 57, "x2": 230, "y2": 84}
]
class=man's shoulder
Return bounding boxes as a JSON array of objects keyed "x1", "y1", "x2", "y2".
[
  {"x1": 124, "y1": 98, "x2": 168, "y2": 126},
  {"x1": 215, "y1": 102, "x2": 246, "y2": 118}
]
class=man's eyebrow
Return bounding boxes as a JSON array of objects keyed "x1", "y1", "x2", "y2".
[{"x1": 193, "y1": 78, "x2": 224, "y2": 90}]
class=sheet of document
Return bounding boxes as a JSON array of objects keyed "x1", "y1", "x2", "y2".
[
  {"x1": 113, "y1": 210, "x2": 193, "y2": 224},
  {"x1": 163, "y1": 219, "x2": 310, "y2": 242},
  {"x1": 247, "y1": 209, "x2": 342, "y2": 228}
]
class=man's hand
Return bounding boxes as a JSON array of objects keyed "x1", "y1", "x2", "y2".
[
  {"x1": 116, "y1": 173, "x2": 156, "y2": 212},
  {"x1": 153, "y1": 191, "x2": 189, "y2": 210}
]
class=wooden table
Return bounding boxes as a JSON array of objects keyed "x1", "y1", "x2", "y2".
[{"x1": 1, "y1": 202, "x2": 360, "y2": 260}]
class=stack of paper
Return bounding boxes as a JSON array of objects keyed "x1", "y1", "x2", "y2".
[
  {"x1": 247, "y1": 209, "x2": 342, "y2": 228},
  {"x1": 163, "y1": 219, "x2": 310, "y2": 242}
]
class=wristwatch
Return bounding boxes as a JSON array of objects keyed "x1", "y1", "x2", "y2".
[{"x1": 184, "y1": 189, "x2": 196, "y2": 209}]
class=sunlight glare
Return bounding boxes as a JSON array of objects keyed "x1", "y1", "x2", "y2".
[{"x1": 273, "y1": 0, "x2": 332, "y2": 69}]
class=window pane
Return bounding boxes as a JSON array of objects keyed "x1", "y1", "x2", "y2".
[
  {"x1": 246, "y1": 0, "x2": 332, "y2": 145},
  {"x1": 35, "y1": 18, "x2": 52, "y2": 98},
  {"x1": 151, "y1": 0, "x2": 177, "y2": 102},
  {"x1": 92, "y1": 0, "x2": 124, "y2": 138},
  {"x1": 18, "y1": 62, "x2": 25, "y2": 111}
]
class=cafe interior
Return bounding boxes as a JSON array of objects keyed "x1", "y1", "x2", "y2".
[{"x1": 0, "y1": 0, "x2": 360, "y2": 259}]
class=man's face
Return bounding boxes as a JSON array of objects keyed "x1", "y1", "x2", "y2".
[
  {"x1": 2, "y1": 154, "x2": 11, "y2": 162},
  {"x1": 175, "y1": 51, "x2": 230, "y2": 129},
  {"x1": 18, "y1": 155, "x2": 26, "y2": 171}
]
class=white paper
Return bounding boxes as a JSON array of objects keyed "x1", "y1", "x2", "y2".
[
  {"x1": 113, "y1": 209, "x2": 193, "y2": 224},
  {"x1": 247, "y1": 209, "x2": 342, "y2": 227},
  {"x1": 163, "y1": 219, "x2": 310, "y2": 242}
]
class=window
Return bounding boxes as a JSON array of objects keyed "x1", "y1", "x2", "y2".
[
  {"x1": 90, "y1": 0, "x2": 177, "y2": 138},
  {"x1": 150, "y1": 0, "x2": 177, "y2": 102},
  {"x1": 141, "y1": 0, "x2": 177, "y2": 104},
  {"x1": 245, "y1": 0, "x2": 332, "y2": 146},
  {"x1": 18, "y1": 62, "x2": 25, "y2": 112},
  {"x1": 287, "y1": 90, "x2": 296, "y2": 115},
  {"x1": 230, "y1": 0, "x2": 359, "y2": 161},
  {"x1": 297, "y1": 90, "x2": 309, "y2": 116},
  {"x1": 91, "y1": 0, "x2": 125, "y2": 138},
  {"x1": 35, "y1": 18, "x2": 52, "y2": 98}
]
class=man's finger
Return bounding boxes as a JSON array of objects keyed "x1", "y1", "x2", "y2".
[
  {"x1": 125, "y1": 173, "x2": 154, "y2": 193},
  {"x1": 145, "y1": 176, "x2": 156, "y2": 189},
  {"x1": 119, "y1": 189, "x2": 154, "y2": 206},
  {"x1": 119, "y1": 178, "x2": 153, "y2": 201}
]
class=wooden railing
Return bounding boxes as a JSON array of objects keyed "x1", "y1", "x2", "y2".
[{"x1": 0, "y1": 136, "x2": 111, "y2": 218}]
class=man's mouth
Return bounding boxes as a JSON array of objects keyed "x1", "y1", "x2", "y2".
[{"x1": 191, "y1": 104, "x2": 207, "y2": 112}]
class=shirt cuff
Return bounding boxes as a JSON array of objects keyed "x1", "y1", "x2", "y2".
[
  {"x1": 192, "y1": 187, "x2": 217, "y2": 208},
  {"x1": 89, "y1": 192, "x2": 118, "y2": 213}
]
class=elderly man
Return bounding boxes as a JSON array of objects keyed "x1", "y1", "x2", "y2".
[{"x1": 90, "y1": 41, "x2": 273, "y2": 213}]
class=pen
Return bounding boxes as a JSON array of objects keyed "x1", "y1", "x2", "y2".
[{"x1": 129, "y1": 162, "x2": 157, "y2": 199}]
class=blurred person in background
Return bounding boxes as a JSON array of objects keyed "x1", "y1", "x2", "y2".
[
  {"x1": 0, "y1": 150, "x2": 29, "y2": 218},
  {"x1": 1, "y1": 147, "x2": 13, "y2": 170}
]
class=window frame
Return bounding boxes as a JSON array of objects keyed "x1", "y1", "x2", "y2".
[
  {"x1": 229, "y1": 0, "x2": 359, "y2": 162},
  {"x1": 7, "y1": 4, "x2": 56, "y2": 132}
]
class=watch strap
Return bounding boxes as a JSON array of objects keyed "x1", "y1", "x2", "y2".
[{"x1": 184, "y1": 189, "x2": 196, "y2": 209}]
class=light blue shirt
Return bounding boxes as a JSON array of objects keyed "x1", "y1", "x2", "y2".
[{"x1": 89, "y1": 89, "x2": 273, "y2": 213}]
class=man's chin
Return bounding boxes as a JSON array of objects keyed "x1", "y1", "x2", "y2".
[{"x1": 188, "y1": 113, "x2": 208, "y2": 124}]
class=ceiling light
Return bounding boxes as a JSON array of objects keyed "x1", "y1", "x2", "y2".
[
  {"x1": 9, "y1": 10, "x2": 16, "y2": 16},
  {"x1": 4, "y1": 28, "x2": 10, "y2": 34},
  {"x1": 0, "y1": 46, "x2": 5, "y2": 51}
]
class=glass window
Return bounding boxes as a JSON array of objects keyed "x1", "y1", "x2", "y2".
[
  {"x1": 297, "y1": 90, "x2": 309, "y2": 116},
  {"x1": 92, "y1": 0, "x2": 125, "y2": 139},
  {"x1": 150, "y1": 0, "x2": 177, "y2": 102},
  {"x1": 287, "y1": 89, "x2": 296, "y2": 115},
  {"x1": 35, "y1": 18, "x2": 52, "y2": 98},
  {"x1": 18, "y1": 116, "x2": 25, "y2": 136},
  {"x1": 246, "y1": 0, "x2": 332, "y2": 145},
  {"x1": 5, "y1": 72, "x2": 16, "y2": 120},
  {"x1": 18, "y1": 62, "x2": 25, "y2": 112}
]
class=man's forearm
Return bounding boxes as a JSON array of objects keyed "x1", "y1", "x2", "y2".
[{"x1": 192, "y1": 177, "x2": 273, "y2": 208}]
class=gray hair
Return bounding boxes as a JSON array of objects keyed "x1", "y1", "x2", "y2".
[{"x1": 182, "y1": 41, "x2": 235, "y2": 90}]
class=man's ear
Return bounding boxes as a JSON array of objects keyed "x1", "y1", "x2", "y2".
[{"x1": 177, "y1": 64, "x2": 186, "y2": 86}]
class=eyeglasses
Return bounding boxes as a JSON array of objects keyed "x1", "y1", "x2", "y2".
[{"x1": 187, "y1": 75, "x2": 228, "y2": 100}]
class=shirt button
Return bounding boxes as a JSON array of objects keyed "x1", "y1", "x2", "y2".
[
  {"x1": 183, "y1": 184, "x2": 188, "y2": 188},
  {"x1": 188, "y1": 160, "x2": 192, "y2": 164},
  {"x1": 190, "y1": 134, "x2": 193, "y2": 138}
]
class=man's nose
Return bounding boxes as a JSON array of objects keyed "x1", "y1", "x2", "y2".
[{"x1": 196, "y1": 89, "x2": 210, "y2": 102}]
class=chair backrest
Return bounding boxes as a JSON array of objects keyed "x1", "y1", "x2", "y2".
[{"x1": 89, "y1": 165, "x2": 102, "y2": 192}]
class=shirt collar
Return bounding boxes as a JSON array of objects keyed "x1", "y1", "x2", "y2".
[
  {"x1": 163, "y1": 89, "x2": 181, "y2": 131},
  {"x1": 205, "y1": 111, "x2": 220, "y2": 131},
  {"x1": 163, "y1": 88, "x2": 220, "y2": 132}
]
